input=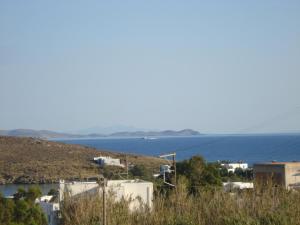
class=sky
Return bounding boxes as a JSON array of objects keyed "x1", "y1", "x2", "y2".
[{"x1": 0, "y1": 0, "x2": 300, "y2": 133}]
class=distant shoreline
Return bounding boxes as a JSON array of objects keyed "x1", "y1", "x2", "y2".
[{"x1": 0, "y1": 128, "x2": 202, "y2": 139}]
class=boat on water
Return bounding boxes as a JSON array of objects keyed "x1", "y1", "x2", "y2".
[{"x1": 142, "y1": 137, "x2": 157, "y2": 140}]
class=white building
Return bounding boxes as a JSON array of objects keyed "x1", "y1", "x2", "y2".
[
  {"x1": 36, "y1": 196, "x2": 59, "y2": 225},
  {"x1": 160, "y1": 165, "x2": 172, "y2": 175},
  {"x1": 93, "y1": 156, "x2": 124, "y2": 167},
  {"x1": 223, "y1": 182, "x2": 254, "y2": 192},
  {"x1": 36, "y1": 195, "x2": 54, "y2": 203},
  {"x1": 59, "y1": 179, "x2": 153, "y2": 211},
  {"x1": 221, "y1": 163, "x2": 248, "y2": 173}
]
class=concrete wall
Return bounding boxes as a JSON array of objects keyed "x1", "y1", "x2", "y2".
[
  {"x1": 59, "y1": 181, "x2": 99, "y2": 201},
  {"x1": 285, "y1": 164, "x2": 300, "y2": 189},
  {"x1": 254, "y1": 163, "x2": 300, "y2": 189},
  {"x1": 59, "y1": 180, "x2": 153, "y2": 210},
  {"x1": 107, "y1": 180, "x2": 153, "y2": 210},
  {"x1": 253, "y1": 164, "x2": 285, "y2": 186}
]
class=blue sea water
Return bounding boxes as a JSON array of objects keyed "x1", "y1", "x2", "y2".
[
  {"x1": 0, "y1": 183, "x2": 58, "y2": 197},
  {"x1": 58, "y1": 134, "x2": 300, "y2": 165}
]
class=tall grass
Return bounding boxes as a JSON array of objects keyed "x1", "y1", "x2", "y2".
[{"x1": 60, "y1": 178, "x2": 300, "y2": 225}]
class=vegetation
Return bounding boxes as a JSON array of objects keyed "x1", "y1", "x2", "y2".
[
  {"x1": 0, "y1": 187, "x2": 47, "y2": 225},
  {"x1": 1, "y1": 153, "x2": 298, "y2": 225},
  {"x1": 60, "y1": 178, "x2": 300, "y2": 225},
  {"x1": 129, "y1": 165, "x2": 153, "y2": 180},
  {"x1": 220, "y1": 167, "x2": 253, "y2": 182},
  {"x1": 60, "y1": 155, "x2": 300, "y2": 225},
  {"x1": 176, "y1": 156, "x2": 222, "y2": 193}
]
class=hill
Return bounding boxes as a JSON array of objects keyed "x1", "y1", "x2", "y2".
[
  {"x1": 0, "y1": 129, "x2": 88, "y2": 139},
  {"x1": 0, "y1": 136, "x2": 165, "y2": 184},
  {"x1": 110, "y1": 129, "x2": 201, "y2": 137},
  {"x1": 0, "y1": 128, "x2": 202, "y2": 139}
]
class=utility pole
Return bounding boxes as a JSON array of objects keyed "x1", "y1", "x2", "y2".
[
  {"x1": 172, "y1": 153, "x2": 177, "y2": 188},
  {"x1": 103, "y1": 181, "x2": 106, "y2": 225},
  {"x1": 118, "y1": 155, "x2": 129, "y2": 180},
  {"x1": 97, "y1": 176, "x2": 107, "y2": 225},
  {"x1": 126, "y1": 155, "x2": 129, "y2": 179}
]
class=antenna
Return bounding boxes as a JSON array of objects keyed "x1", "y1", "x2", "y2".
[{"x1": 159, "y1": 152, "x2": 177, "y2": 188}]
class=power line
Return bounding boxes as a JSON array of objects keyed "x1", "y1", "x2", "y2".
[
  {"x1": 160, "y1": 105, "x2": 300, "y2": 156},
  {"x1": 239, "y1": 105, "x2": 300, "y2": 133}
]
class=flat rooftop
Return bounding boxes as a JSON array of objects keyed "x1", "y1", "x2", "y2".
[{"x1": 60, "y1": 179, "x2": 152, "y2": 184}]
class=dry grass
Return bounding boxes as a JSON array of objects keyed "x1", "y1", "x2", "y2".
[
  {"x1": 0, "y1": 136, "x2": 164, "y2": 184},
  {"x1": 61, "y1": 178, "x2": 300, "y2": 225}
]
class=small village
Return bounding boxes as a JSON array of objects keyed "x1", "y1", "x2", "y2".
[{"x1": 27, "y1": 155, "x2": 300, "y2": 225}]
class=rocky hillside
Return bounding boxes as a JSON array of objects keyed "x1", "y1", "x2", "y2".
[{"x1": 0, "y1": 136, "x2": 165, "y2": 184}]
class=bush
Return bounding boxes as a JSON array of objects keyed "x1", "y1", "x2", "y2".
[
  {"x1": 177, "y1": 155, "x2": 222, "y2": 193},
  {"x1": 0, "y1": 187, "x2": 47, "y2": 225},
  {"x1": 47, "y1": 188, "x2": 58, "y2": 196},
  {"x1": 130, "y1": 165, "x2": 151, "y2": 179},
  {"x1": 60, "y1": 181, "x2": 300, "y2": 225}
]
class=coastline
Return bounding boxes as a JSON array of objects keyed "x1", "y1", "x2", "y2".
[{"x1": 0, "y1": 136, "x2": 165, "y2": 185}]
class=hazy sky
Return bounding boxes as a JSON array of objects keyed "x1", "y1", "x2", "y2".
[{"x1": 1, "y1": 1, "x2": 300, "y2": 133}]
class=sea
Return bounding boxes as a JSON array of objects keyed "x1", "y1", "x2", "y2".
[
  {"x1": 59, "y1": 134, "x2": 300, "y2": 165},
  {"x1": 1, "y1": 133, "x2": 300, "y2": 196},
  {"x1": 0, "y1": 183, "x2": 58, "y2": 197}
]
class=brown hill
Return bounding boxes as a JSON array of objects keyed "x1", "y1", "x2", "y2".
[{"x1": 0, "y1": 136, "x2": 165, "y2": 184}]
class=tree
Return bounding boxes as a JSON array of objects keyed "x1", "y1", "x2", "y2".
[
  {"x1": 0, "y1": 187, "x2": 47, "y2": 225},
  {"x1": 130, "y1": 165, "x2": 151, "y2": 179},
  {"x1": 1, "y1": 198, "x2": 14, "y2": 224},
  {"x1": 14, "y1": 200, "x2": 29, "y2": 223},
  {"x1": 47, "y1": 188, "x2": 57, "y2": 196},
  {"x1": 200, "y1": 164, "x2": 222, "y2": 186},
  {"x1": 176, "y1": 155, "x2": 222, "y2": 193},
  {"x1": 219, "y1": 167, "x2": 229, "y2": 177},
  {"x1": 13, "y1": 187, "x2": 26, "y2": 200},
  {"x1": 26, "y1": 186, "x2": 42, "y2": 203}
]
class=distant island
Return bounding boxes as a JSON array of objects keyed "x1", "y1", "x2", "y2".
[
  {"x1": 0, "y1": 128, "x2": 202, "y2": 139},
  {"x1": 109, "y1": 129, "x2": 201, "y2": 137}
]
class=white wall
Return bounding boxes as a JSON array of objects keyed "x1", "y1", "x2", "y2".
[
  {"x1": 59, "y1": 181, "x2": 99, "y2": 202},
  {"x1": 59, "y1": 180, "x2": 153, "y2": 211},
  {"x1": 107, "y1": 180, "x2": 153, "y2": 210},
  {"x1": 221, "y1": 163, "x2": 248, "y2": 172},
  {"x1": 94, "y1": 156, "x2": 124, "y2": 167}
]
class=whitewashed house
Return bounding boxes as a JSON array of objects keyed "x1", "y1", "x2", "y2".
[
  {"x1": 59, "y1": 179, "x2": 153, "y2": 211},
  {"x1": 93, "y1": 156, "x2": 124, "y2": 167},
  {"x1": 221, "y1": 163, "x2": 248, "y2": 173}
]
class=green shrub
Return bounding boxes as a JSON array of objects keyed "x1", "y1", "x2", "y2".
[{"x1": 0, "y1": 187, "x2": 46, "y2": 225}]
